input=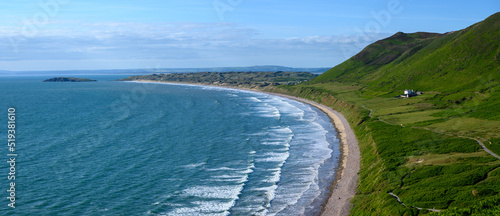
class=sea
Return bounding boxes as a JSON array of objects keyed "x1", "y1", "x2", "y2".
[{"x1": 0, "y1": 75, "x2": 340, "y2": 216}]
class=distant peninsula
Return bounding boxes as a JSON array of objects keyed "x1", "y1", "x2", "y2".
[
  {"x1": 118, "y1": 71, "x2": 317, "y2": 88},
  {"x1": 43, "y1": 77, "x2": 97, "y2": 82}
]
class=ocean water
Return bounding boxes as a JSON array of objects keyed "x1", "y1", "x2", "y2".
[{"x1": 0, "y1": 75, "x2": 340, "y2": 215}]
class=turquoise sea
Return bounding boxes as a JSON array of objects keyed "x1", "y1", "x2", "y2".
[{"x1": 0, "y1": 75, "x2": 340, "y2": 215}]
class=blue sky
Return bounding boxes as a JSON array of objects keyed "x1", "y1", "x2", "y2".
[{"x1": 0, "y1": 0, "x2": 498, "y2": 71}]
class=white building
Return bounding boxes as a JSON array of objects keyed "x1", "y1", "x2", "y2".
[
  {"x1": 401, "y1": 89, "x2": 419, "y2": 98},
  {"x1": 404, "y1": 89, "x2": 415, "y2": 95}
]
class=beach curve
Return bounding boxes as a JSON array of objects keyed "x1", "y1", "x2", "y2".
[
  {"x1": 268, "y1": 93, "x2": 360, "y2": 216},
  {"x1": 127, "y1": 80, "x2": 360, "y2": 216}
]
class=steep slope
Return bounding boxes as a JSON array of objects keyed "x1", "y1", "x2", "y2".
[
  {"x1": 314, "y1": 12, "x2": 500, "y2": 94},
  {"x1": 316, "y1": 31, "x2": 444, "y2": 83},
  {"x1": 313, "y1": 12, "x2": 500, "y2": 120}
]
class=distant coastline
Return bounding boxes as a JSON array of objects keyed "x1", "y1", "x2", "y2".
[{"x1": 0, "y1": 66, "x2": 330, "y2": 76}]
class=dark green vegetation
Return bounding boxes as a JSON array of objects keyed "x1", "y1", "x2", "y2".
[
  {"x1": 43, "y1": 77, "x2": 97, "y2": 82},
  {"x1": 272, "y1": 12, "x2": 500, "y2": 215},
  {"x1": 433, "y1": 194, "x2": 500, "y2": 216},
  {"x1": 119, "y1": 71, "x2": 317, "y2": 88},
  {"x1": 486, "y1": 138, "x2": 500, "y2": 157}
]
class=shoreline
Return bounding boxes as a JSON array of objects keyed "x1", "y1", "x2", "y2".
[
  {"x1": 268, "y1": 93, "x2": 360, "y2": 216},
  {"x1": 128, "y1": 80, "x2": 360, "y2": 216}
]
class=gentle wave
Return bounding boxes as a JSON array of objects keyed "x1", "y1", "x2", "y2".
[{"x1": 4, "y1": 79, "x2": 338, "y2": 216}]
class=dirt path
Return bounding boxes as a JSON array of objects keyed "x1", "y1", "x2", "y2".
[
  {"x1": 361, "y1": 105, "x2": 401, "y2": 126},
  {"x1": 388, "y1": 192, "x2": 441, "y2": 212},
  {"x1": 362, "y1": 105, "x2": 373, "y2": 118},
  {"x1": 471, "y1": 138, "x2": 500, "y2": 160}
]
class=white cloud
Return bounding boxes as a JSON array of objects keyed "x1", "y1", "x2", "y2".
[{"x1": 0, "y1": 21, "x2": 391, "y2": 70}]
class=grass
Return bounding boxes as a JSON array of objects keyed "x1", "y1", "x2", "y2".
[
  {"x1": 431, "y1": 194, "x2": 500, "y2": 215},
  {"x1": 382, "y1": 110, "x2": 444, "y2": 125},
  {"x1": 272, "y1": 83, "x2": 500, "y2": 215},
  {"x1": 273, "y1": 71, "x2": 499, "y2": 215},
  {"x1": 406, "y1": 151, "x2": 496, "y2": 166},
  {"x1": 371, "y1": 105, "x2": 418, "y2": 116},
  {"x1": 350, "y1": 112, "x2": 499, "y2": 214},
  {"x1": 485, "y1": 138, "x2": 500, "y2": 156},
  {"x1": 422, "y1": 118, "x2": 500, "y2": 140}
]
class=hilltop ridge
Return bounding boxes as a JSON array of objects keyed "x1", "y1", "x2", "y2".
[
  {"x1": 311, "y1": 12, "x2": 500, "y2": 121},
  {"x1": 314, "y1": 12, "x2": 499, "y2": 94}
]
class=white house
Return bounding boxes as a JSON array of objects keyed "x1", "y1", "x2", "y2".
[
  {"x1": 404, "y1": 89, "x2": 415, "y2": 95},
  {"x1": 401, "y1": 89, "x2": 419, "y2": 98}
]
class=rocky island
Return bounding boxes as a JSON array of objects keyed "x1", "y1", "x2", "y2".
[{"x1": 43, "y1": 77, "x2": 97, "y2": 82}]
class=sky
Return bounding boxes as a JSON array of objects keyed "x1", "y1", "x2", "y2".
[{"x1": 0, "y1": 0, "x2": 498, "y2": 71}]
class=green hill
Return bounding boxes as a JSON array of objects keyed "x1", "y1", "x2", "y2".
[
  {"x1": 313, "y1": 12, "x2": 500, "y2": 120},
  {"x1": 274, "y1": 12, "x2": 500, "y2": 215},
  {"x1": 314, "y1": 12, "x2": 499, "y2": 92}
]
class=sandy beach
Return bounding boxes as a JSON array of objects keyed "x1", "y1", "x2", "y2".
[
  {"x1": 130, "y1": 81, "x2": 360, "y2": 216},
  {"x1": 269, "y1": 93, "x2": 360, "y2": 216}
]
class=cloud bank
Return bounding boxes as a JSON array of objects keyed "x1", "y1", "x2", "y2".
[{"x1": 0, "y1": 21, "x2": 389, "y2": 70}]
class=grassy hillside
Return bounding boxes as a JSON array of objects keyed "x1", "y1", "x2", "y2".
[
  {"x1": 315, "y1": 31, "x2": 443, "y2": 83},
  {"x1": 314, "y1": 12, "x2": 499, "y2": 92},
  {"x1": 278, "y1": 12, "x2": 500, "y2": 215},
  {"x1": 314, "y1": 12, "x2": 500, "y2": 120}
]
